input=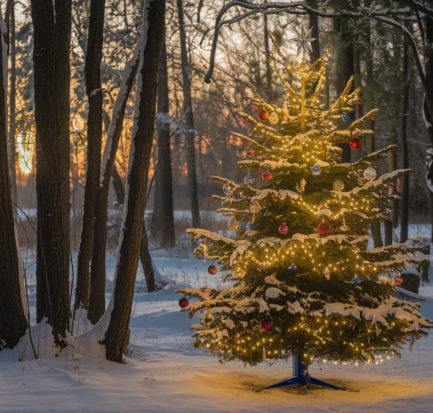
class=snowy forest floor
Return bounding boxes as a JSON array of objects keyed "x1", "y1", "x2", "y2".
[{"x1": 1, "y1": 225, "x2": 433, "y2": 412}]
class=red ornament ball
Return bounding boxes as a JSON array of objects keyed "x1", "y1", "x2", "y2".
[
  {"x1": 208, "y1": 264, "x2": 218, "y2": 275},
  {"x1": 278, "y1": 223, "x2": 289, "y2": 235},
  {"x1": 258, "y1": 109, "x2": 269, "y2": 121},
  {"x1": 246, "y1": 148, "x2": 255, "y2": 156},
  {"x1": 262, "y1": 170, "x2": 273, "y2": 181},
  {"x1": 260, "y1": 319, "x2": 272, "y2": 331},
  {"x1": 179, "y1": 297, "x2": 189, "y2": 308},
  {"x1": 350, "y1": 137, "x2": 362, "y2": 150},
  {"x1": 318, "y1": 222, "x2": 330, "y2": 235},
  {"x1": 395, "y1": 275, "x2": 403, "y2": 286}
]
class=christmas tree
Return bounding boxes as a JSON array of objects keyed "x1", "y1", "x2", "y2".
[{"x1": 178, "y1": 32, "x2": 432, "y2": 376}]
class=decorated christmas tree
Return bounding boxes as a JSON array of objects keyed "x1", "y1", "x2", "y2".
[{"x1": 178, "y1": 29, "x2": 432, "y2": 386}]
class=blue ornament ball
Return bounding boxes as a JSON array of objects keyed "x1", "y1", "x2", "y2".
[
  {"x1": 311, "y1": 165, "x2": 321, "y2": 175},
  {"x1": 343, "y1": 113, "x2": 351, "y2": 123},
  {"x1": 288, "y1": 263, "x2": 297, "y2": 273}
]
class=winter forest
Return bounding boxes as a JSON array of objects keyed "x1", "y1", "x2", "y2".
[{"x1": 1, "y1": 0, "x2": 433, "y2": 412}]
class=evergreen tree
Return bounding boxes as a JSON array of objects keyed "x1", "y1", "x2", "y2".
[{"x1": 179, "y1": 38, "x2": 432, "y2": 368}]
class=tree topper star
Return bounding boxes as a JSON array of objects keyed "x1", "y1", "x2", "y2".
[{"x1": 290, "y1": 23, "x2": 316, "y2": 60}]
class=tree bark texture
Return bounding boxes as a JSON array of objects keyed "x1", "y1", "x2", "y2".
[
  {"x1": 334, "y1": 14, "x2": 353, "y2": 164},
  {"x1": 103, "y1": 0, "x2": 165, "y2": 362},
  {"x1": 263, "y1": 9, "x2": 273, "y2": 100},
  {"x1": 307, "y1": 0, "x2": 320, "y2": 62},
  {"x1": 31, "y1": 0, "x2": 71, "y2": 346},
  {"x1": 140, "y1": 221, "x2": 155, "y2": 292},
  {"x1": 75, "y1": 0, "x2": 106, "y2": 311},
  {"x1": 111, "y1": 164, "x2": 125, "y2": 205},
  {"x1": 88, "y1": 40, "x2": 141, "y2": 325},
  {"x1": 364, "y1": 22, "x2": 383, "y2": 247},
  {"x1": 6, "y1": 0, "x2": 17, "y2": 205},
  {"x1": 177, "y1": 0, "x2": 200, "y2": 228},
  {"x1": 400, "y1": 34, "x2": 410, "y2": 243},
  {"x1": 151, "y1": 33, "x2": 175, "y2": 248},
  {"x1": 0, "y1": 14, "x2": 27, "y2": 349}
]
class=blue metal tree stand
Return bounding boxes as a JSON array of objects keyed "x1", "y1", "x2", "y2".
[{"x1": 262, "y1": 355, "x2": 346, "y2": 391}]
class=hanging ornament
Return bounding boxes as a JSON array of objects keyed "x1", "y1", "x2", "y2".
[
  {"x1": 223, "y1": 184, "x2": 233, "y2": 196},
  {"x1": 288, "y1": 263, "x2": 297, "y2": 273},
  {"x1": 227, "y1": 217, "x2": 240, "y2": 232},
  {"x1": 278, "y1": 223, "x2": 289, "y2": 235},
  {"x1": 179, "y1": 297, "x2": 189, "y2": 308},
  {"x1": 208, "y1": 264, "x2": 218, "y2": 275},
  {"x1": 246, "y1": 148, "x2": 255, "y2": 156},
  {"x1": 237, "y1": 148, "x2": 247, "y2": 159},
  {"x1": 396, "y1": 178, "x2": 401, "y2": 193},
  {"x1": 194, "y1": 247, "x2": 203, "y2": 257},
  {"x1": 340, "y1": 216, "x2": 350, "y2": 231},
  {"x1": 333, "y1": 180, "x2": 345, "y2": 191},
  {"x1": 269, "y1": 112, "x2": 279, "y2": 125},
  {"x1": 244, "y1": 174, "x2": 255, "y2": 185},
  {"x1": 193, "y1": 339, "x2": 202, "y2": 348},
  {"x1": 258, "y1": 109, "x2": 269, "y2": 121},
  {"x1": 311, "y1": 165, "x2": 322, "y2": 175},
  {"x1": 350, "y1": 137, "x2": 362, "y2": 150},
  {"x1": 299, "y1": 178, "x2": 307, "y2": 192},
  {"x1": 363, "y1": 166, "x2": 377, "y2": 180},
  {"x1": 262, "y1": 170, "x2": 273, "y2": 181},
  {"x1": 350, "y1": 276, "x2": 361, "y2": 286},
  {"x1": 259, "y1": 319, "x2": 272, "y2": 331},
  {"x1": 317, "y1": 221, "x2": 330, "y2": 235},
  {"x1": 263, "y1": 211, "x2": 269, "y2": 217},
  {"x1": 395, "y1": 273, "x2": 404, "y2": 287},
  {"x1": 342, "y1": 113, "x2": 352, "y2": 123},
  {"x1": 324, "y1": 268, "x2": 331, "y2": 280},
  {"x1": 246, "y1": 222, "x2": 255, "y2": 231}
]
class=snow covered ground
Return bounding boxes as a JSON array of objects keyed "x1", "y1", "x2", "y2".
[{"x1": 1, "y1": 242, "x2": 433, "y2": 412}]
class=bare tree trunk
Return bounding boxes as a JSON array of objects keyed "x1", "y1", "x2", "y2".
[
  {"x1": 103, "y1": 0, "x2": 165, "y2": 362},
  {"x1": 0, "y1": 13, "x2": 27, "y2": 349},
  {"x1": 400, "y1": 34, "x2": 411, "y2": 243},
  {"x1": 102, "y1": 109, "x2": 126, "y2": 206},
  {"x1": 88, "y1": 42, "x2": 141, "y2": 325},
  {"x1": 75, "y1": 0, "x2": 105, "y2": 311},
  {"x1": 385, "y1": 150, "x2": 395, "y2": 246},
  {"x1": 177, "y1": 0, "x2": 200, "y2": 228},
  {"x1": 6, "y1": 0, "x2": 17, "y2": 206},
  {"x1": 140, "y1": 221, "x2": 155, "y2": 292},
  {"x1": 31, "y1": 0, "x2": 71, "y2": 346},
  {"x1": 263, "y1": 6, "x2": 273, "y2": 100},
  {"x1": 307, "y1": 0, "x2": 320, "y2": 62},
  {"x1": 151, "y1": 32, "x2": 175, "y2": 247},
  {"x1": 365, "y1": 22, "x2": 383, "y2": 247},
  {"x1": 111, "y1": 164, "x2": 125, "y2": 205},
  {"x1": 334, "y1": 14, "x2": 353, "y2": 163}
]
